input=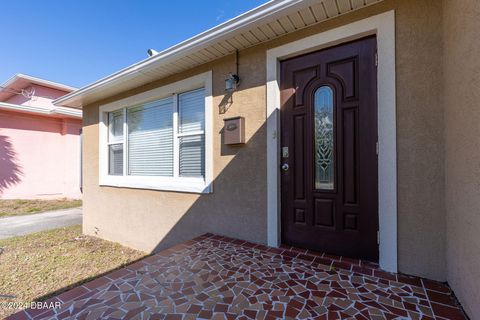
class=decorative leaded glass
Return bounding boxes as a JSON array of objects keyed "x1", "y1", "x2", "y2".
[{"x1": 314, "y1": 86, "x2": 334, "y2": 190}]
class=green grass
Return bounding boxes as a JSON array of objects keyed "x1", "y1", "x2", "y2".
[
  {"x1": 0, "y1": 225, "x2": 146, "y2": 318},
  {"x1": 0, "y1": 199, "x2": 82, "y2": 218}
]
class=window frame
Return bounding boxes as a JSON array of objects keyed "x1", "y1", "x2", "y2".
[
  {"x1": 98, "y1": 71, "x2": 213, "y2": 193},
  {"x1": 107, "y1": 109, "x2": 125, "y2": 176}
]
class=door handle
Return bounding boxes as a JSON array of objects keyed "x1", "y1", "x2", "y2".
[{"x1": 281, "y1": 163, "x2": 289, "y2": 171}]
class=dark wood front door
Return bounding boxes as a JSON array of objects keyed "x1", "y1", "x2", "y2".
[{"x1": 280, "y1": 36, "x2": 378, "y2": 261}]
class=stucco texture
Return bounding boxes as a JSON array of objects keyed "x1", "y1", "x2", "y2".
[
  {"x1": 444, "y1": 0, "x2": 480, "y2": 317},
  {"x1": 0, "y1": 110, "x2": 82, "y2": 199},
  {"x1": 82, "y1": 0, "x2": 447, "y2": 282},
  {"x1": 82, "y1": 52, "x2": 268, "y2": 252}
]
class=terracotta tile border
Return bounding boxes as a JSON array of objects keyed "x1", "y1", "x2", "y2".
[{"x1": 431, "y1": 302, "x2": 468, "y2": 320}]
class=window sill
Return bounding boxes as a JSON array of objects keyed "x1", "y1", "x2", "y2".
[{"x1": 99, "y1": 176, "x2": 212, "y2": 194}]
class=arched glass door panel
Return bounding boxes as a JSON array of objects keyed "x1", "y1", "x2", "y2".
[{"x1": 314, "y1": 86, "x2": 334, "y2": 190}]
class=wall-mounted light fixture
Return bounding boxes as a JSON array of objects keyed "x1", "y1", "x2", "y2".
[
  {"x1": 225, "y1": 50, "x2": 241, "y2": 92},
  {"x1": 225, "y1": 73, "x2": 240, "y2": 92}
]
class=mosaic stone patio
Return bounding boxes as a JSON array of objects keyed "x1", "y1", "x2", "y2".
[{"x1": 8, "y1": 233, "x2": 467, "y2": 320}]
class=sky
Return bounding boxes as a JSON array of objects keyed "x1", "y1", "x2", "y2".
[{"x1": 0, "y1": 1, "x2": 266, "y2": 88}]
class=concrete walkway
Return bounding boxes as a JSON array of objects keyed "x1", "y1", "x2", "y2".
[{"x1": 0, "y1": 207, "x2": 82, "y2": 240}]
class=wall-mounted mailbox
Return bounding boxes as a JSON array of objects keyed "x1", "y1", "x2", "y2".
[{"x1": 223, "y1": 116, "x2": 245, "y2": 145}]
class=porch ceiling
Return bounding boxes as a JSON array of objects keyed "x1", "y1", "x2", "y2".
[{"x1": 54, "y1": 0, "x2": 384, "y2": 108}]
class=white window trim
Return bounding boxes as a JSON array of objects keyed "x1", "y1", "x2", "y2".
[
  {"x1": 266, "y1": 11, "x2": 397, "y2": 272},
  {"x1": 99, "y1": 71, "x2": 213, "y2": 194}
]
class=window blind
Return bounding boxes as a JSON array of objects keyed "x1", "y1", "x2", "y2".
[
  {"x1": 108, "y1": 144, "x2": 123, "y2": 175},
  {"x1": 106, "y1": 87, "x2": 206, "y2": 180},
  {"x1": 127, "y1": 98, "x2": 173, "y2": 176},
  {"x1": 178, "y1": 89, "x2": 205, "y2": 177},
  {"x1": 179, "y1": 88, "x2": 205, "y2": 133},
  {"x1": 179, "y1": 135, "x2": 205, "y2": 177}
]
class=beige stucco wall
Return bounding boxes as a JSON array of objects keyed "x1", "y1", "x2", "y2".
[
  {"x1": 83, "y1": 52, "x2": 268, "y2": 252},
  {"x1": 391, "y1": 1, "x2": 446, "y2": 281},
  {"x1": 444, "y1": 0, "x2": 480, "y2": 317},
  {"x1": 82, "y1": 0, "x2": 447, "y2": 280}
]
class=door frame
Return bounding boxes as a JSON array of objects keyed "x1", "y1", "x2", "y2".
[{"x1": 266, "y1": 11, "x2": 397, "y2": 272}]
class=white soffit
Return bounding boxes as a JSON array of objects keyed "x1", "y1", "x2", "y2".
[
  {"x1": 54, "y1": 0, "x2": 383, "y2": 108},
  {"x1": 0, "y1": 102, "x2": 82, "y2": 118}
]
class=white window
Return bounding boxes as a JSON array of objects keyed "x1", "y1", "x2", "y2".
[
  {"x1": 99, "y1": 72, "x2": 212, "y2": 193},
  {"x1": 107, "y1": 109, "x2": 124, "y2": 176},
  {"x1": 127, "y1": 97, "x2": 174, "y2": 177}
]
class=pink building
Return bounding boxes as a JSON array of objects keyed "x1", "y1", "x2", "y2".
[{"x1": 0, "y1": 74, "x2": 82, "y2": 199}]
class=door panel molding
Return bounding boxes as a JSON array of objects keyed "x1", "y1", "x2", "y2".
[
  {"x1": 280, "y1": 37, "x2": 378, "y2": 261},
  {"x1": 266, "y1": 10, "x2": 397, "y2": 272}
]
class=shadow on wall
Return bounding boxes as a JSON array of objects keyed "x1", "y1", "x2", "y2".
[
  {"x1": 146, "y1": 56, "x2": 275, "y2": 251},
  {"x1": 30, "y1": 101, "x2": 273, "y2": 309},
  {"x1": 26, "y1": 53, "x2": 285, "y2": 308},
  {"x1": 0, "y1": 134, "x2": 23, "y2": 195},
  {"x1": 79, "y1": 54, "x2": 273, "y2": 253},
  {"x1": 30, "y1": 82, "x2": 273, "y2": 308},
  {"x1": 151, "y1": 119, "x2": 269, "y2": 253}
]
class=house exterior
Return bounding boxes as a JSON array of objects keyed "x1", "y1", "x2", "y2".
[
  {"x1": 0, "y1": 74, "x2": 82, "y2": 199},
  {"x1": 54, "y1": 0, "x2": 480, "y2": 317}
]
